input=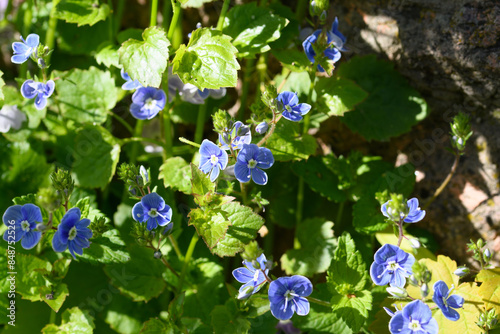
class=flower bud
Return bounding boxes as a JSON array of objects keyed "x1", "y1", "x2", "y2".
[
  {"x1": 386, "y1": 286, "x2": 408, "y2": 299},
  {"x1": 237, "y1": 124, "x2": 250, "y2": 137},
  {"x1": 128, "y1": 185, "x2": 137, "y2": 196},
  {"x1": 36, "y1": 223, "x2": 48, "y2": 232},
  {"x1": 421, "y1": 283, "x2": 429, "y2": 298},
  {"x1": 237, "y1": 285, "x2": 254, "y2": 300},
  {"x1": 37, "y1": 58, "x2": 46, "y2": 69},
  {"x1": 409, "y1": 275, "x2": 419, "y2": 286},
  {"x1": 153, "y1": 250, "x2": 162, "y2": 259},
  {"x1": 422, "y1": 270, "x2": 432, "y2": 283},
  {"x1": 454, "y1": 266, "x2": 470, "y2": 277},
  {"x1": 162, "y1": 222, "x2": 174, "y2": 235},
  {"x1": 409, "y1": 238, "x2": 421, "y2": 249},
  {"x1": 255, "y1": 122, "x2": 269, "y2": 135},
  {"x1": 484, "y1": 248, "x2": 492, "y2": 262}
]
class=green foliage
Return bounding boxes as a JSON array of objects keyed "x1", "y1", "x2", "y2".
[
  {"x1": 172, "y1": 28, "x2": 240, "y2": 90},
  {"x1": 211, "y1": 300, "x2": 251, "y2": 334},
  {"x1": 159, "y1": 157, "x2": 192, "y2": 194},
  {"x1": 0, "y1": 70, "x2": 4, "y2": 100},
  {"x1": 94, "y1": 42, "x2": 121, "y2": 68},
  {"x1": 118, "y1": 27, "x2": 170, "y2": 88},
  {"x1": 79, "y1": 229, "x2": 130, "y2": 264},
  {"x1": 188, "y1": 207, "x2": 231, "y2": 250},
  {"x1": 223, "y1": 2, "x2": 288, "y2": 58},
  {"x1": 315, "y1": 76, "x2": 368, "y2": 116},
  {"x1": 53, "y1": 0, "x2": 110, "y2": 26},
  {"x1": 266, "y1": 121, "x2": 317, "y2": 161},
  {"x1": 271, "y1": 49, "x2": 311, "y2": 72},
  {"x1": 41, "y1": 307, "x2": 95, "y2": 333}
]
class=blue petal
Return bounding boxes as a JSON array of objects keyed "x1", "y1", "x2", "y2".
[
  {"x1": 12, "y1": 42, "x2": 30, "y2": 54},
  {"x1": 141, "y1": 193, "x2": 165, "y2": 211},
  {"x1": 130, "y1": 103, "x2": 146, "y2": 120},
  {"x1": 75, "y1": 218, "x2": 91, "y2": 229},
  {"x1": 323, "y1": 47, "x2": 341, "y2": 63},
  {"x1": 3, "y1": 227, "x2": 24, "y2": 243},
  {"x1": 153, "y1": 89, "x2": 167, "y2": 110},
  {"x1": 374, "y1": 244, "x2": 399, "y2": 263},
  {"x1": 11, "y1": 54, "x2": 29, "y2": 64},
  {"x1": 292, "y1": 103, "x2": 311, "y2": 116},
  {"x1": 122, "y1": 80, "x2": 141, "y2": 90},
  {"x1": 3, "y1": 205, "x2": 23, "y2": 225},
  {"x1": 407, "y1": 198, "x2": 419, "y2": 211},
  {"x1": 132, "y1": 87, "x2": 153, "y2": 104},
  {"x1": 25, "y1": 34, "x2": 40, "y2": 48},
  {"x1": 234, "y1": 162, "x2": 251, "y2": 183},
  {"x1": 256, "y1": 147, "x2": 274, "y2": 169},
  {"x1": 256, "y1": 254, "x2": 267, "y2": 269},
  {"x1": 447, "y1": 294, "x2": 464, "y2": 309},
  {"x1": 289, "y1": 275, "x2": 312, "y2": 297},
  {"x1": 198, "y1": 89, "x2": 210, "y2": 99},
  {"x1": 237, "y1": 144, "x2": 259, "y2": 164},
  {"x1": 217, "y1": 149, "x2": 229, "y2": 171},
  {"x1": 120, "y1": 69, "x2": 131, "y2": 81},
  {"x1": 158, "y1": 205, "x2": 172, "y2": 222},
  {"x1": 34, "y1": 95, "x2": 47, "y2": 110},
  {"x1": 404, "y1": 209, "x2": 425, "y2": 223},
  {"x1": 209, "y1": 88, "x2": 226, "y2": 99},
  {"x1": 293, "y1": 297, "x2": 310, "y2": 316},
  {"x1": 390, "y1": 271, "x2": 406, "y2": 288},
  {"x1": 132, "y1": 202, "x2": 146, "y2": 222},
  {"x1": 422, "y1": 317, "x2": 439, "y2": 334},
  {"x1": 44, "y1": 80, "x2": 56, "y2": 98},
  {"x1": 268, "y1": 278, "x2": 288, "y2": 302},
  {"x1": 282, "y1": 110, "x2": 303, "y2": 122},
  {"x1": 237, "y1": 280, "x2": 255, "y2": 299},
  {"x1": 52, "y1": 230, "x2": 68, "y2": 253},
  {"x1": 146, "y1": 217, "x2": 158, "y2": 230},
  {"x1": 73, "y1": 235, "x2": 90, "y2": 249},
  {"x1": 77, "y1": 227, "x2": 93, "y2": 239},
  {"x1": 381, "y1": 201, "x2": 390, "y2": 218},
  {"x1": 210, "y1": 165, "x2": 220, "y2": 182},
  {"x1": 21, "y1": 80, "x2": 38, "y2": 99},
  {"x1": 370, "y1": 261, "x2": 390, "y2": 286},
  {"x1": 442, "y1": 307, "x2": 460, "y2": 321},
  {"x1": 302, "y1": 30, "x2": 320, "y2": 63},
  {"x1": 61, "y1": 208, "x2": 81, "y2": 228},
  {"x1": 251, "y1": 168, "x2": 268, "y2": 185},
  {"x1": 277, "y1": 91, "x2": 299, "y2": 107},
  {"x1": 270, "y1": 298, "x2": 294, "y2": 321},
  {"x1": 199, "y1": 139, "x2": 219, "y2": 159},
  {"x1": 402, "y1": 300, "x2": 432, "y2": 323},
  {"x1": 432, "y1": 280, "x2": 448, "y2": 300},
  {"x1": 199, "y1": 158, "x2": 213, "y2": 174},
  {"x1": 20, "y1": 230, "x2": 41, "y2": 249},
  {"x1": 389, "y1": 312, "x2": 411, "y2": 334},
  {"x1": 232, "y1": 267, "x2": 254, "y2": 283}
]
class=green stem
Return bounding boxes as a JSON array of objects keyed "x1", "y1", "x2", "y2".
[
  {"x1": 167, "y1": 0, "x2": 181, "y2": 41},
  {"x1": 296, "y1": 177, "x2": 304, "y2": 225},
  {"x1": 295, "y1": 0, "x2": 308, "y2": 21},
  {"x1": 129, "y1": 120, "x2": 144, "y2": 164},
  {"x1": 423, "y1": 153, "x2": 460, "y2": 210},
  {"x1": 150, "y1": 0, "x2": 159, "y2": 27},
  {"x1": 216, "y1": 0, "x2": 230, "y2": 31},
  {"x1": 106, "y1": 0, "x2": 114, "y2": 40},
  {"x1": 240, "y1": 182, "x2": 248, "y2": 205},
  {"x1": 397, "y1": 219, "x2": 404, "y2": 248},
  {"x1": 49, "y1": 309, "x2": 56, "y2": 324},
  {"x1": 162, "y1": 109, "x2": 174, "y2": 158},
  {"x1": 238, "y1": 58, "x2": 254, "y2": 120},
  {"x1": 20, "y1": 0, "x2": 32, "y2": 78},
  {"x1": 306, "y1": 296, "x2": 331, "y2": 307},
  {"x1": 178, "y1": 233, "x2": 199, "y2": 291},
  {"x1": 179, "y1": 137, "x2": 201, "y2": 148},
  {"x1": 107, "y1": 111, "x2": 133, "y2": 134},
  {"x1": 169, "y1": 235, "x2": 183, "y2": 260},
  {"x1": 45, "y1": 0, "x2": 58, "y2": 66},
  {"x1": 120, "y1": 136, "x2": 165, "y2": 148},
  {"x1": 336, "y1": 201, "x2": 344, "y2": 226},
  {"x1": 194, "y1": 103, "x2": 207, "y2": 144},
  {"x1": 162, "y1": 0, "x2": 172, "y2": 30},
  {"x1": 114, "y1": 0, "x2": 125, "y2": 35}
]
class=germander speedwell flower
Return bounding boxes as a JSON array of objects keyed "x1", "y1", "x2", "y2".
[
  {"x1": 276, "y1": 92, "x2": 311, "y2": 122},
  {"x1": 389, "y1": 300, "x2": 438, "y2": 334},
  {"x1": 218, "y1": 121, "x2": 252, "y2": 150},
  {"x1": 199, "y1": 139, "x2": 229, "y2": 182},
  {"x1": 120, "y1": 69, "x2": 142, "y2": 90},
  {"x1": 52, "y1": 207, "x2": 93, "y2": 259},
  {"x1": 130, "y1": 86, "x2": 166, "y2": 120},
  {"x1": 235, "y1": 144, "x2": 274, "y2": 186},
  {"x1": 132, "y1": 193, "x2": 173, "y2": 231},
  {"x1": 432, "y1": 280, "x2": 464, "y2": 321},
  {"x1": 0, "y1": 105, "x2": 26, "y2": 133},
  {"x1": 370, "y1": 244, "x2": 415, "y2": 288},
  {"x1": 268, "y1": 275, "x2": 312, "y2": 321},
  {"x1": 11, "y1": 33, "x2": 39, "y2": 64},
  {"x1": 2, "y1": 204, "x2": 43, "y2": 249},
  {"x1": 21, "y1": 79, "x2": 55, "y2": 110},
  {"x1": 382, "y1": 197, "x2": 426, "y2": 223},
  {"x1": 232, "y1": 253, "x2": 269, "y2": 299}
]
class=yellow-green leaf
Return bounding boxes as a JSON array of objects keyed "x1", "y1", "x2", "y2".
[{"x1": 478, "y1": 276, "x2": 500, "y2": 315}]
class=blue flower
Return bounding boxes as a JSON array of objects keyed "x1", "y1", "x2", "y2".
[
  {"x1": 302, "y1": 23, "x2": 345, "y2": 72},
  {"x1": 276, "y1": 92, "x2": 311, "y2": 122},
  {"x1": 326, "y1": 18, "x2": 348, "y2": 52},
  {"x1": 11, "y1": 34, "x2": 39, "y2": 64},
  {"x1": 132, "y1": 193, "x2": 172, "y2": 231},
  {"x1": 21, "y1": 79, "x2": 55, "y2": 110},
  {"x1": 432, "y1": 280, "x2": 464, "y2": 321},
  {"x1": 199, "y1": 139, "x2": 228, "y2": 182},
  {"x1": 268, "y1": 275, "x2": 312, "y2": 321},
  {"x1": 52, "y1": 207, "x2": 92, "y2": 259},
  {"x1": 218, "y1": 121, "x2": 252, "y2": 150},
  {"x1": 370, "y1": 244, "x2": 415, "y2": 288},
  {"x1": 255, "y1": 122, "x2": 269, "y2": 135},
  {"x1": 232, "y1": 253, "x2": 269, "y2": 299},
  {"x1": 120, "y1": 69, "x2": 142, "y2": 90},
  {"x1": 382, "y1": 197, "x2": 426, "y2": 223},
  {"x1": 389, "y1": 300, "x2": 438, "y2": 334},
  {"x1": 130, "y1": 86, "x2": 166, "y2": 120},
  {"x1": 235, "y1": 144, "x2": 274, "y2": 185},
  {"x1": 2, "y1": 204, "x2": 43, "y2": 249}
]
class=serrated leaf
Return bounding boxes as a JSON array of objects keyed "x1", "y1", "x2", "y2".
[
  {"x1": 406, "y1": 255, "x2": 459, "y2": 298},
  {"x1": 330, "y1": 290, "x2": 372, "y2": 333},
  {"x1": 15, "y1": 253, "x2": 51, "y2": 301},
  {"x1": 211, "y1": 202, "x2": 265, "y2": 257},
  {"x1": 266, "y1": 120, "x2": 317, "y2": 161},
  {"x1": 172, "y1": 28, "x2": 240, "y2": 90},
  {"x1": 72, "y1": 125, "x2": 120, "y2": 188},
  {"x1": 94, "y1": 42, "x2": 121, "y2": 68},
  {"x1": 281, "y1": 218, "x2": 336, "y2": 276},
  {"x1": 327, "y1": 233, "x2": 368, "y2": 293},
  {"x1": 223, "y1": 2, "x2": 288, "y2": 57},
  {"x1": 191, "y1": 163, "x2": 215, "y2": 200},
  {"x1": 478, "y1": 277, "x2": 500, "y2": 315},
  {"x1": 54, "y1": 67, "x2": 116, "y2": 124},
  {"x1": 188, "y1": 208, "x2": 231, "y2": 249},
  {"x1": 39, "y1": 284, "x2": 69, "y2": 312},
  {"x1": 271, "y1": 49, "x2": 311, "y2": 72},
  {"x1": 118, "y1": 27, "x2": 170, "y2": 88},
  {"x1": 140, "y1": 318, "x2": 175, "y2": 334},
  {"x1": 338, "y1": 55, "x2": 428, "y2": 141},
  {"x1": 79, "y1": 229, "x2": 130, "y2": 264},
  {"x1": 211, "y1": 303, "x2": 251, "y2": 334},
  {"x1": 41, "y1": 307, "x2": 95, "y2": 334},
  {"x1": 159, "y1": 157, "x2": 192, "y2": 194},
  {"x1": 375, "y1": 230, "x2": 437, "y2": 261},
  {"x1": 315, "y1": 76, "x2": 368, "y2": 116},
  {"x1": 290, "y1": 156, "x2": 347, "y2": 202},
  {"x1": 477, "y1": 268, "x2": 500, "y2": 282},
  {"x1": 54, "y1": 0, "x2": 110, "y2": 26}
]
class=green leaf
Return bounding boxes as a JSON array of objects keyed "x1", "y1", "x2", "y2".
[
  {"x1": 406, "y1": 255, "x2": 459, "y2": 298},
  {"x1": 188, "y1": 208, "x2": 231, "y2": 249},
  {"x1": 159, "y1": 157, "x2": 192, "y2": 194},
  {"x1": 0, "y1": 70, "x2": 4, "y2": 100},
  {"x1": 72, "y1": 125, "x2": 121, "y2": 188},
  {"x1": 211, "y1": 302, "x2": 251, "y2": 334},
  {"x1": 41, "y1": 307, "x2": 95, "y2": 334},
  {"x1": 478, "y1": 277, "x2": 500, "y2": 316},
  {"x1": 330, "y1": 290, "x2": 372, "y2": 333},
  {"x1": 54, "y1": 67, "x2": 116, "y2": 124},
  {"x1": 94, "y1": 42, "x2": 121, "y2": 68},
  {"x1": 327, "y1": 232, "x2": 368, "y2": 293},
  {"x1": 290, "y1": 156, "x2": 347, "y2": 202},
  {"x1": 315, "y1": 76, "x2": 368, "y2": 116},
  {"x1": 118, "y1": 27, "x2": 170, "y2": 88},
  {"x1": 266, "y1": 121, "x2": 317, "y2": 161},
  {"x1": 15, "y1": 254, "x2": 51, "y2": 301},
  {"x1": 54, "y1": 0, "x2": 110, "y2": 26},
  {"x1": 39, "y1": 284, "x2": 69, "y2": 312},
  {"x1": 172, "y1": 28, "x2": 240, "y2": 90},
  {"x1": 271, "y1": 49, "x2": 311, "y2": 72},
  {"x1": 140, "y1": 318, "x2": 175, "y2": 334},
  {"x1": 191, "y1": 163, "x2": 215, "y2": 200},
  {"x1": 281, "y1": 218, "x2": 336, "y2": 276},
  {"x1": 223, "y1": 2, "x2": 288, "y2": 57},
  {"x1": 211, "y1": 202, "x2": 265, "y2": 257},
  {"x1": 79, "y1": 229, "x2": 130, "y2": 264},
  {"x1": 104, "y1": 245, "x2": 166, "y2": 302},
  {"x1": 338, "y1": 55, "x2": 428, "y2": 141}
]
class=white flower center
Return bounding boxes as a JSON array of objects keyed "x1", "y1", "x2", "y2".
[
  {"x1": 21, "y1": 220, "x2": 30, "y2": 232},
  {"x1": 149, "y1": 208, "x2": 159, "y2": 218},
  {"x1": 210, "y1": 154, "x2": 219, "y2": 165},
  {"x1": 285, "y1": 104, "x2": 293, "y2": 113},
  {"x1": 247, "y1": 159, "x2": 257, "y2": 169},
  {"x1": 283, "y1": 289, "x2": 299, "y2": 310},
  {"x1": 253, "y1": 269, "x2": 260, "y2": 283},
  {"x1": 387, "y1": 260, "x2": 400, "y2": 271},
  {"x1": 68, "y1": 226, "x2": 77, "y2": 241},
  {"x1": 408, "y1": 319, "x2": 422, "y2": 331},
  {"x1": 144, "y1": 98, "x2": 157, "y2": 109}
]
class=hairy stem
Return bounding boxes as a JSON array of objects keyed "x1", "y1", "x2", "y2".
[
  {"x1": 397, "y1": 219, "x2": 404, "y2": 248},
  {"x1": 178, "y1": 233, "x2": 199, "y2": 291},
  {"x1": 216, "y1": 0, "x2": 231, "y2": 31},
  {"x1": 423, "y1": 153, "x2": 460, "y2": 210},
  {"x1": 179, "y1": 137, "x2": 201, "y2": 148},
  {"x1": 194, "y1": 103, "x2": 207, "y2": 144},
  {"x1": 45, "y1": 0, "x2": 58, "y2": 66},
  {"x1": 306, "y1": 296, "x2": 331, "y2": 307},
  {"x1": 238, "y1": 58, "x2": 254, "y2": 120}
]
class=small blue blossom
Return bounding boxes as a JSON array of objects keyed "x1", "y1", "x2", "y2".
[
  {"x1": 199, "y1": 139, "x2": 229, "y2": 182},
  {"x1": 382, "y1": 197, "x2": 426, "y2": 223},
  {"x1": 2, "y1": 204, "x2": 43, "y2": 249},
  {"x1": 218, "y1": 121, "x2": 252, "y2": 150},
  {"x1": 268, "y1": 275, "x2": 312, "y2": 321},
  {"x1": 120, "y1": 69, "x2": 142, "y2": 90},
  {"x1": 0, "y1": 105, "x2": 26, "y2": 133},
  {"x1": 52, "y1": 207, "x2": 92, "y2": 259},
  {"x1": 370, "y1": 244, "x2": 415, "y2": 288},
  {"x1": 132, "y1": 193, "x2": 172, "y2": 231},
  {"x1": 276, "y1": 92, "x2": 311, "y2": 122},
  {"x1": 326, "y1": 18, "x2": 348, "y2": 52},
  {"x1": 11, "y1": 34, "x2": 39, "y2": 64},
  {"x1": 255, "y1": 122, "x2": 269, "y2": 135},
  {"x1": 21, "y1": 79, "x2": 55, "y2": 110},
  {"x1": 232, "y1": 253, "x2": 269, "y2": 299},
  {"x1": 432, "y1": 280, "x2": 464, "y2": 321},
  {"x1": 235, "y1": 144, "x2": 274, "y2": 186},
  {"x1": 389, "y1": 300, "x2": 438, "y2": 334},
  {"x1": 130, "y1": 86, "x2": 166, "y2": 120}
]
